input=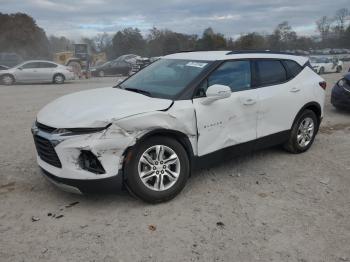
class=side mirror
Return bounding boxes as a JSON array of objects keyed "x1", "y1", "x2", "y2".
[{"x1": 201, "y1": 84, "x2": 231, "y2": 105}]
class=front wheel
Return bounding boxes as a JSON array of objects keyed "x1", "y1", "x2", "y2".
[
  {"x1": 1, "y1": 74, "x2": 15, "y2": 85},
  {"x1": 125, "y1": 136, "x2": 190, "y2": 203},
  {"x1": 284, "y1": 110, "x2": 318, "y2": 154},
  {"x1": 53, "y1": 74, "x2": 65, "y2": 84}
]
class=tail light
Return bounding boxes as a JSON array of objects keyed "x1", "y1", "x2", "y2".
[{"x1": 319, "y1": 81, "x2": 327, "y2": 90}]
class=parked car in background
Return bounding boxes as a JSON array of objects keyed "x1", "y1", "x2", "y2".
[
  {"x1": 331, "y1": 73, "x2": 350, "y2": 110},
  {"x1": 0, "y1": 65, "x2": 9, "y2": 70},
  {"x1": 129, "y1": 57, "x2": 151, "y2": 75},
  {"x1": 91, "y1": 54, "x2": 139, "y2": 77},
  {"x1": 310, "y1": 56, "x2": 343, "y2": 74},
  {"x1": 0, "y1": 52, "x2": 22, "y2": 67},
  {"x1": 32, "y1": 51, "x2": 325, "y2": 203},
  {"x1": 0, "y1": 60, "x2": 74, "y2": 85}
]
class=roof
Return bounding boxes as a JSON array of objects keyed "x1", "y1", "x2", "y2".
[
  {"x1": 21, "y1": 60, "x2": 59, "y2": 64},
  {"x1": 164, "y1": 51, "x2": 309, "y2": 66}
]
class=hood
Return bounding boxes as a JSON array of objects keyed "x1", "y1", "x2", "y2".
[{"x1": 37, "y1": 87, "x2": 173, "y2": 128}]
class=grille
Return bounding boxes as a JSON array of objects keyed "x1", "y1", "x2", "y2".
[
  {"x1": 33, "y1": 135, "x2": 62, "y2": 168},
  {"x1": 36, "y1": 122, "x2": 56, "y2": 133}
]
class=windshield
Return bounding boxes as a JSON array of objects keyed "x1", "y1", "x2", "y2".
[{"x1": 118, "y1": 59, "x2": 211, "y2": 99}]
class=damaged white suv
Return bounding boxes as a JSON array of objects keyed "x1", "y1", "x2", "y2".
[{"x1": 32, "y1": 51, "x2": 326, "y2": 202}]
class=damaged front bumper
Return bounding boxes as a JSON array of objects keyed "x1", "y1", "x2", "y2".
[{"x1": 31, "y1": 122, "x2": 136, "y2": 193}]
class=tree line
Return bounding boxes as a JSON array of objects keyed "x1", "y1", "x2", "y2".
[{"x1": 1, "y1": 8, "x2": 349, "y2": 60}]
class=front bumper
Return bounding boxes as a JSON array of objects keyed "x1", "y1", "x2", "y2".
[
  {"x1": 32, "y1": 122, "x2": 136, "y2": 192},
  {"x1": 41, "y1": 168, "x2": 124, "y2": 194}
]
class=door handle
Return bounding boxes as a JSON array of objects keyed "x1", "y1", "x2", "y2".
[
  {"x1": 243, "y1": 98, "x2": 256, "y2": 105},
  {"x1": 290, "y1": 87, "x2": 301, "y2": 93}
]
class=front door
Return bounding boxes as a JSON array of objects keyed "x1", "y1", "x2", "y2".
[
  {"x1": 15, "y1": 62, "x2": 41, "y2": 82},
  {"x1": 193, "y1": 60, "x2": 258, "y2": 156}
]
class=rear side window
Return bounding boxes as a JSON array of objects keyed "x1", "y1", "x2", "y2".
[
  {"x1": 255, "y1": 60, "x2": 287, "y2": 86},
  {"x1": 282, "y1": 60, "x2": 303, "y2": 79},
  {"x1": 208, "y1": 60, "x2": 251, "y2": 92},
  {"x1": 40, "y1": 62, "x2": 57, "y2": 68}
]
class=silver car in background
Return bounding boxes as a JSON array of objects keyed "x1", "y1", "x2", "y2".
[{"x1": 0, "y1": 60, "x2": 75, "y2": 85}]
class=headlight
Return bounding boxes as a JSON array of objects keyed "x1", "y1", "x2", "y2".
[{"x1": 338, "y1": 79, "x2": 346, "y2": 87}]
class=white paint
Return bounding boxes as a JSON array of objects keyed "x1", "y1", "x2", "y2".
[
  {"x1": 37, "y1": 87, "x2": 173, "y2": 128},
  {"x1": 193, "y1": 88, "x2": 258, "y2": 156},
  {"x1": 256, "y1": 67, "x2": 325, "y2": 138}
]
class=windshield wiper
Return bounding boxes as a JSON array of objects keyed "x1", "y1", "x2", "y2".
[{"x1": 124, "y1": 87, "x2": 152, "y2": 97}]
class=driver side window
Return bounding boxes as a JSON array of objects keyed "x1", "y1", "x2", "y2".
[{"x1": 195, "y1": 60, "x2": 252, "y2": 97}]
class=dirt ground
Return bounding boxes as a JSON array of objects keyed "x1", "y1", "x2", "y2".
[{"x1": 0, "y1": 66, "x2": 350, "y2": 262}]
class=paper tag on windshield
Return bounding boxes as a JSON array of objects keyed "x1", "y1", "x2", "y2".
[{"x1": 186, "y1": 62, "x2": 207, "y2": 68}]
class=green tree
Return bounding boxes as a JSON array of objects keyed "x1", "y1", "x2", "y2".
[
  {"x1": 234, "y1": 32, "x2": 268, "y2": 50},
  {"x1": 0, "y1": 13, "x2": 50, "y2": 59},
  {"x1": 196, "y1": 27, "x2": 227, "y2": 50},
  {"x1": 111, "y1": 28, "x2": 146, "y2": 58}
]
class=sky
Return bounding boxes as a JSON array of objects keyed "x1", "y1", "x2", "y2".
[{"x1": 0, "y1": 0, "x2": 349, "y2": 40}]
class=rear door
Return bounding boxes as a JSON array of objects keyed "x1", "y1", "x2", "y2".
[
  {"x1": 39, "y1": 62, "x2": 57, "y2": 81},
  {"x1": 255, "y1": 59, "x2": 304, "y2": 138}
]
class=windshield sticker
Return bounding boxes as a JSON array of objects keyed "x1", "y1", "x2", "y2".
[{"x1": 186, "y1": 62, "x2": 208, "y2": 68}]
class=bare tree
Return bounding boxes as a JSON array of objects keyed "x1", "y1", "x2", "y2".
[
  {"x1": 316, "y1": 16, "x2": 332, "y2": 42},
  {"x1": 334, "y1": 8, "x2": 349, "y2": 32},
  {"x1": 94, "y1": 33, "x2": 112, "y2": 52}
]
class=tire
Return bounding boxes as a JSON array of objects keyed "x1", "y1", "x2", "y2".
[
  {"x1": 98, "y1": 70, "x2": 105, "y2": 77},
  {"x1": 53, "y1": 74, "x2": 65, "y2": 84},
  {"x1": 319, "y1": 67, "x2": 325, "y2": 74},
  {"x1": 125, "y1": 136, "x2": 190, "y2": 203},
  {"x1": 336, "y1": 66, "x2": 342, "y2": 73},
  {"x1": 1, "y1": 74, "x2": 15, "y2": 85},
  {"x1": 284, "y1": 109, "x2": 318, "y2": 154}
]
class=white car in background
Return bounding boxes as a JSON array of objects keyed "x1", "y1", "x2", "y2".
[
  {"x1": 310, "y1": 56, "x2": 343, "y2": 74},
  {"x1": 0, "y1": 60, "x2": 74, "y2": 85}
]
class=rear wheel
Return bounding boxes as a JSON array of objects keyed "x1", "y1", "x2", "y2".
[
  {"x1": 53, "y1": 74, "x2": 65, "y2": 84},
  {"x1": 1, "y1": 74, "x2": 15, "y2": 85},
  {"x1": 125, "y1": 136, "x2": 190, "y2": 203},
  {"x1": 284, "y1": 110, "x2": 318, "y2": 153}
]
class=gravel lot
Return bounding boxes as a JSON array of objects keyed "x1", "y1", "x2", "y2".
[{"x1": 1, "y1": 67, "x2": 350, "y2": 262}]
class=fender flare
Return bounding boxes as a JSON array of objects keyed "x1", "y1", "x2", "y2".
[{"x1": 291, "y1": 102, "x2": 322, "y2": 131}]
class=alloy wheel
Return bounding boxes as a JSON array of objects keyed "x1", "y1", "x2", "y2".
[
  {"x1": 138, "y1": 145, "x2": 180, "y2": 191},
  {"x1": 297, "y1": 117, "x2": 315, "y2": 148}
]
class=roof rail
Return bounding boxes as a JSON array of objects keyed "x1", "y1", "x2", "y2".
[{"x1": 226, "y1": 50, "x2": 298, "y2": 55}]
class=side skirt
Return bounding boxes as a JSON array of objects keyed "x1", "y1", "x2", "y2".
[{"x1": 192, "y1": 130, "x2": 290, "y2": 170}]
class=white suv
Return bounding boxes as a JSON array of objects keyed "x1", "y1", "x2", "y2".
[{"x1": 32, "y1": 51, "x2": 326, "y2": 202}]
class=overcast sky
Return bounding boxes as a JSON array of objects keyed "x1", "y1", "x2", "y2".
[{"x1": 1, "y1": 0, "x2": 349, "y2": 40}]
